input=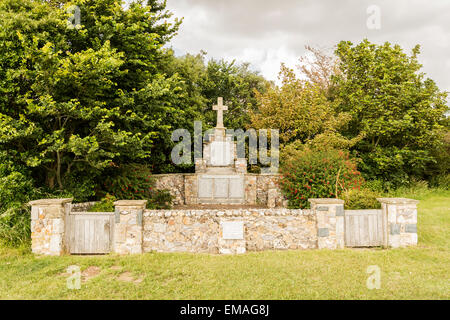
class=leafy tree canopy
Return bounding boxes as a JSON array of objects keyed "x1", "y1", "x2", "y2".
[
  {"x1": 333, "y1": 40, "x2": 449, "y2": 183},
  {"x1": 0, "y1": 0, "x2": 194, "y2": 198}
]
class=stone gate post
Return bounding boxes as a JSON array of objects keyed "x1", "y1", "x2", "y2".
[
  {"x1": 309, "y1": 198, "x2": 345, "y2": 249},
  {"x1": 113, "y1": 200, "x2": 147, "y2": 254},
  {"x1": 28, "y1": 198, "x2": 73, "y2": 256},
  {"x1": 377, "y1": 198, "x2": 419, "y2": 248}
]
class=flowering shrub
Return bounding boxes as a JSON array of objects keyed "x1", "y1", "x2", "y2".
[
  {"x1": 280, "y1": 148, "x2": 364, "y2": 208},
  {"x1": 102, "y1": 164, "x2": 173, "y2": 209}
]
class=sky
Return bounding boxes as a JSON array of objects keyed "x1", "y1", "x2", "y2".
[{"x1": 164, "y1": 0, "x2": 450, "y2": 100}]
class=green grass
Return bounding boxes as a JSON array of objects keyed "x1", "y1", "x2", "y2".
[{"x1": 0, "y1": 190, "x2": 449, "y2": 300}]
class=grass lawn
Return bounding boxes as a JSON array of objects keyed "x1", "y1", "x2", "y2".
[{"x1": 0, "y1": 190, "x2": 449, "y2": 300}]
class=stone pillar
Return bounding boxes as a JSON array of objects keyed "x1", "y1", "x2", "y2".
[
  {"x1": 377, "y1": 198, "x2": 419, "y2": 248},
  {"x1": 113, "y1": 200, "x2": 147, "y2": 254},
  {"x1": 309, "y1": 198, "x2": 345, "y2": 249},
  {"x1": 28, "y1": 198, "x2": 73, "y2": 256}
]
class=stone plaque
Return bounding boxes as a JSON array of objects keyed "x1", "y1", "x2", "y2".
[
  {"x1": 214, "y1": 178, "x2": 229, "y2": 198},
  {"x1": 229, "y1": 177, "x2": 244, "y2": 199},
  {"x1": 222, "y1": 221, "x2": 244, "y2": 240},
  {"x1": 198, "y1": 177, "x2": 213, "y2": 199},
  {"x1": 210, "y1": 141, "x2": 232, "y2": 166}
]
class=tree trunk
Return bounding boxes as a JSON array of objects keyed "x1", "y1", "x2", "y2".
[{"x1": 56, "y1": 151, "x2": 63, "y2": 190}]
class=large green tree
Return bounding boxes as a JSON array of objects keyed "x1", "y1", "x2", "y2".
[
  {"x1": 163, "y1": 52, "x2": 269, "y2": 130},
  {"x1": 333, "y1": 40, "x2": 448, "y2": 184},
  {"x1": 0, "y1": 0, "x2": 196, "y2": 199},
  {"x1": 250, "y1": 64, "x2": 360, "y2": 153}
]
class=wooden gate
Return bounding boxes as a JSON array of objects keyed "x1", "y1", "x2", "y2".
[
  {"x1": 344, "y1": 209, "x2": 386, "y2": 247},
  {"x1": 65, "y1": 210, "x2": 114, "y2": 254}
]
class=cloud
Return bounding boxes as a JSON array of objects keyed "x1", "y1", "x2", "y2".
[{"x1": 165, "y1": 0, "x2": 450, "y2": 98}]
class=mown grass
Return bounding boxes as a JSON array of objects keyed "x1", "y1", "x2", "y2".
[{"x1": 0, "y1": 190, "x2": 448, "y2": 300}]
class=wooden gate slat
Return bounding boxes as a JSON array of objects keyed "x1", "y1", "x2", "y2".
[
  {"x1": 67, "y1": 212, "x2": 114, "y2": 254},
  {"x1": 345, "y1": 210, "x2": 384, "y2": 247}
]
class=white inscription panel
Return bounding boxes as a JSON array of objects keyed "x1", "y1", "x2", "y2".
[
  {"x1": 229, "y1": 177, "x2": 244, "y2": 199},
  {"x1": 214, "y1": 178, "x2": 229, "y2": 198},
  {"x1": 210, "y1": 141, "x2": 232, "y2": 166},
  {"x1": 222, "y1": 221, "x2": 244, "y2": 240},
  {"x1": 198, "y1": 177, "x2": 213, "y2": 198}
]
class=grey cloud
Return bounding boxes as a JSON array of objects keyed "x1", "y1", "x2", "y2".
[{"x1": 166, "y1": 0, "x2": 449, "y2": 98}]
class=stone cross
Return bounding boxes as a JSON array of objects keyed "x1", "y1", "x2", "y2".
[{"x1": 213, "y1": 97, "x2": 228, "y2": 128}]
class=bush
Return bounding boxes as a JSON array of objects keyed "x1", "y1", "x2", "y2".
[
  {"x1": 63, "y1": 171, "x2": 98, "y2": 202},
  {"x1": 89, "y1": 194, "x2": 116, "y2": 212},
  {"x1": 364, "y1": 179, "x2": 386, "y2": 193},
  {"x1": 430, "y1": 174, "x2": 450, "y2": 190},
  {"x1": 0, "y1": 204, "x2": 31, "y2": 247},
  {"x1": 341, "y1": 188, "x2": 381, "y2": 209},
  {"x1": 101, "y1": 164, "x2": 173, "y2": 209},
  {"x1": 280, "y1": 148, "x2": 364, "y2": 208}
]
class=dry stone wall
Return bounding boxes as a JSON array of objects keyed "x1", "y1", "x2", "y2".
[
  {"x1": 153, "y1": 174, "x2": 185, "y2": 205},
  {"x1": 29, "y1": 197, "x2": 419, "y2": 256},
  {"x1": 143, "y1": 208, "x2": 317, "y2": 254},
  {"x1": 153, "y1": 173, "x2": 285, "y2": 207}
]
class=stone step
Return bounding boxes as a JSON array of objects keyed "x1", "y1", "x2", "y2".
[{"x1": 205, "y1": 167, "x2": 236, "y2": 174}]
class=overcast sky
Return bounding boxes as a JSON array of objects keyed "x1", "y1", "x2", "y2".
[{"x1": 165, "y1": 0, "x2": 450, "y2": 100}]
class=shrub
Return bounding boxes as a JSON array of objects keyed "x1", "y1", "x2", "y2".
[
  {"x1": 364, "y1": 179, "x2": 386, "y2": 193},
  {"x1": 341, "y1": 188, "x2": 381, "y2": 209},
  {"x1": 430, "y1": 174, "x2": 450, "y2": 190},
  {"x1": 0, "y1": 204, "x2": 31, "y2": 247},
  {"x1": 0, "y1": 154, "x2": 34, "y2": 247},
  {"x1": 89, "y1": 194, "x2": 116, "y2": 212},
  {"x1": 280, "y1": 148, "x2": 364, "y2": 208},
  {"x1": 101, "y1": 164, "x2": 173, "y2": 209}
]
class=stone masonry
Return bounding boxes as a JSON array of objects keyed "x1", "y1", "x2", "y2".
[
  {"x1": 153, "y1": 173, "x2": 285, "y2": 207},
  {"x1": 28, "y1": 198, "x2": 72, "y2": 256},
  {"x1": 377, "y1": 198, "x2": 419, "y2": 248},
  {"x1": 29, "y1": 197, "x2": 419, "y2": 255},
  {"x1": 143, "y1": 208, "x2": 317, "y2": 254},
  {"x1": 309, "y1": 198, "x2": 345, "y2": 249},
  {"x1": 114, "y1": 200, "x2": 147, "y2": 254}
]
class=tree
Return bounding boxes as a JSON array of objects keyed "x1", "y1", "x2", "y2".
[
  {"x1": 250, "y1": 64, "x2": 359, "y2": 154},
  {"x1": 163, "y1": 53, "x2": 270, "y2": 130},
  {"x1": 201, "y1": 58, "x2": 269, "y2": 129},
  {"x1": 333, "y1": 40, "x2": 449, "y2": 183},
  {"x1": 0, "y1": 0, "x2": 190, "y2": 199},
  {"x1": 298, "y1": 45, "x2": 340, "y2": 99}
]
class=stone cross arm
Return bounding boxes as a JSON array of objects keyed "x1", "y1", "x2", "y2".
[{"x1": 213, "y1": 97, "x2": 228, "y2": 128}]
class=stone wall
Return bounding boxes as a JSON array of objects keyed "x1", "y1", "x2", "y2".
[
  {"x1": 255, "y1": 174, "x2": 285, "y2": 207},
  {"x1": 29, "y1": 197, "x2": 419, "y2": 256},
  {"x1": 153, "y1": 174, "x2": 185, "y2": 205},
  {"x1": 152, "y1": 173, "x2": 285, "y2": 207},
  {"x1": 143, "y1": 208, "x2": 317, "y2": 254}
]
